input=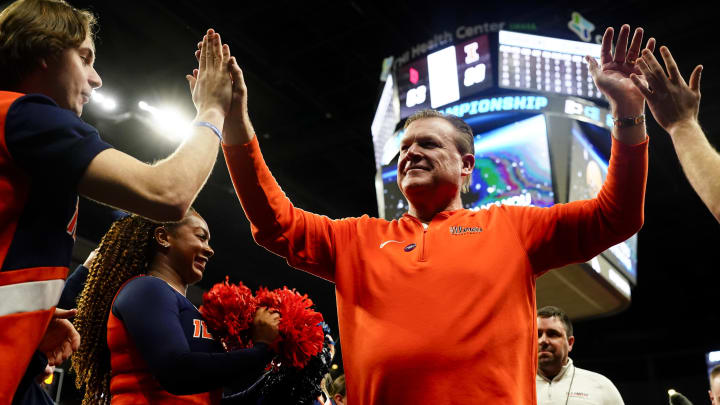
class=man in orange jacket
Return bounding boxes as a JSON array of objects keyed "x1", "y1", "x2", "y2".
[{"x1": 220, "y1": 25, "x2": 652, "y2": 404}]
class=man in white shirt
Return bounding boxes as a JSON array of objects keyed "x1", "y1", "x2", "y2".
[{"x1": 536, "y1": 306, "x2": 624, "y2": 405}]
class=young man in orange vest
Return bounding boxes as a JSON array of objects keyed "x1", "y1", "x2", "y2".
[{"x1": 0, "y1": 0, "x2": 234, "y2": 402}]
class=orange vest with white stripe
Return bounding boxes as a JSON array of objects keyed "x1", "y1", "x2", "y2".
[
  {"x1": 0, "y1": 90, "x2": 69, "y2": 405},
  {"x1": 0, "y1": 90, "x2": 71, "y2": 285},
  {"x1": 0, "y1": 91, "x2": 30, "y2": 271}
]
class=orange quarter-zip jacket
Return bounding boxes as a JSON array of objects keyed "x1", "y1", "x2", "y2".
[{"x1": 223, "y1": 135, "x2": 647, "y2": 405}]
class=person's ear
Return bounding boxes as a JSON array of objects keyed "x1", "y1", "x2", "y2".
[
  {"x1": 567, "y1": 335, "x2": 575, "y2": 352},
  {"x1": 461, "y1": 153, "x2": 475, "y2": 175},
  {"x1": 37, "y1": 57, "x2": 49, "y2": 70},
  {"x1": 333, "y1": 394, "x2": 345, "y2": 405},
  {"x1": 155, "y1": 226, "x2": 171, "y2": 249}
]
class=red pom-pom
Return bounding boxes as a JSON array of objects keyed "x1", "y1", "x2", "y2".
[
  {"x1": 200, "y1": 280, "x2": 325, "y2": 369},
  {"x1": 256, "y1": 286, "x2": 325, "y2": 369},
  {"x1": 199, "y1": 276, "x2": 256, "y2": 350}
]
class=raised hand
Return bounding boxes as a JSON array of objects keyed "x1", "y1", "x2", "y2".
[
  {"x1": 194, "y1": 40, "x2": 254, "y2": 144},
  {"x1": 223, "y1": 56, "x2": 255, "y2": 144},
  {"x1": 586, "y1": 25, "x2": 656, "y2": 116},
  {"x1": 185, "y1": 29, "x2": 232, "y2": 117},
  {"x1": 631, "y1": 46, "x2": 702, "y2": 134},
  {"x1": 37, "y1": 308, "x2": 80, "y2": 366},
  {"x1": 250, "y1": 306, "x2": 280, "y2": 345}
]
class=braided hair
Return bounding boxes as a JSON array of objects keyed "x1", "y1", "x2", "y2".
[{"x1": 72, "y1": 211, "x2": 194, "y2": 404}]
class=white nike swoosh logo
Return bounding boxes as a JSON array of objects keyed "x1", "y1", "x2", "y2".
[{"x1": 379, "y1": 240, "x2": 404, "y2": 249}]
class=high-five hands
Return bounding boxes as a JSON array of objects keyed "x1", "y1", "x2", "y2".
[
  {"x1": 194, "y1": 37, "x2": 254, "y2": 144},
  {"x1": 625, "y1": 41, "x2": 717, "y2": 222},
  {"x1": 186, "y1": 29, "x2": 233, "y2": 117},
  {"x1": 630, "y1": 46, "x2": 703, "y2": 134},
  {"x1": 586, "y1": 24, "x2": 656, "y2": 116},
  {"x1": 585, "y1": 24, "x2": 655, "y2": 145}
]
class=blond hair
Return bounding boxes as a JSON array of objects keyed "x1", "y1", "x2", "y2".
[{"x1": 0, "y1": 0, "x2": 97, "y2": 89}]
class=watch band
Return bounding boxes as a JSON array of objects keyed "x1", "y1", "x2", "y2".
[{"x1": 613, "y1": 114, "x2": 645, "y2": 128}]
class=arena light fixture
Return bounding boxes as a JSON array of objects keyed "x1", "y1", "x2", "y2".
[
  {"x1": 709, "y1": 351, "x2": 720, "y2": 362},
  {"x1": 101, "y1": 98, "x2": 117, "y2": 111},
  {"x1": 137, "y1": 100, "x2": 192, "y2": 141},
  {"x1": 91, "y1": 90, "x2": 117, "y2": 111}
]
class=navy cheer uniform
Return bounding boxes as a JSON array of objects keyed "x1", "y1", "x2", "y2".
[{"x1": 108, "y1": 275, "x2": 273, "y2": 404}]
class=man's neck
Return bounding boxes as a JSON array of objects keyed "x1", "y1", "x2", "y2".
[
  {"x1": 538, "y1": 366, "x2": 560, "y2": 381},
  {"x1": 538, "y1": 359, "x2": 570, "y2": 381},
  {"x1": 407, "y1": 194, "x2": 464, "y2": 223},
  {"x1": 17, "y1": 74, "x2": 45, "y2": 97}
]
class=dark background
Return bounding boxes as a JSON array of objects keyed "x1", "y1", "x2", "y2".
[{"x1": 44, "y1": 1, "x2": 720, "y2": 403}]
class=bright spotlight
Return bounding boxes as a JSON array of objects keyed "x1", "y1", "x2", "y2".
[
  {"x1": 91, "y1": 90, "x2": 105, "y2": 103},
  {"x1": 152, "y1": 108, "x2": 192, "y2": 141},
  {"x1": 668, "y1": 389, "x2": 677, "y2": 396},
  {"x1": 137, "y1": 101, "x2": 192, "y2": 141},
  {"x1": 101, "y1": 98, "x2": 117, "y2": 111},
  {"x1": 138, "y1": 101, "x2": 150, "y2": 111},
  {"x1": 91, "y1": 90, "x2": 117, "y2": 111},
  {"x1": 709, "y1": 350, "x2": 720, "y2": 362}
]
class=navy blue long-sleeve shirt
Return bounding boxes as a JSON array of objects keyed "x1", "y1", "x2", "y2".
[{"x1": 110, "y1": 275, "x2": 274, "y2": 396}]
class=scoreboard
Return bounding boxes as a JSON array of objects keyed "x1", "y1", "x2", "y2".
[
  {"x1": 398, "y1": 35, "x2": 493, "y2": 118},
  {"x1": 396, "y1": 30, "x2": 603, "y2": 120},
  {"x1": 498, "y1": 30, "x2": 603, "y2": 99}
]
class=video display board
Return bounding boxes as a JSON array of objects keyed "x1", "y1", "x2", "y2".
[
  {"x1": 380, "y1": 114, "x2": 553, "y2": 219},
  {"x1": 498, "y1": 30, "x2": 603, "y2": 100},
  {"x1": 568, "y1": 120, "x2": 638, "y2": 281},
  {"x1": 397, "y1": 34, "x2": 493, "y2": 118},
  {"x1": 707, "y1": 351, "x2": 720, "y2": 378},
  {"x1": 465, "y1": 114, "x2": 554, "y2": 210},
  {"x1": 371, "y1": 75, "x2": 400, "y2": 168}
]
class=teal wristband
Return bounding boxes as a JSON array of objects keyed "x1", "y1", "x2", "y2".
[{"x1": 194, "y1": 121, "x2": 222, "y2": 141}]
